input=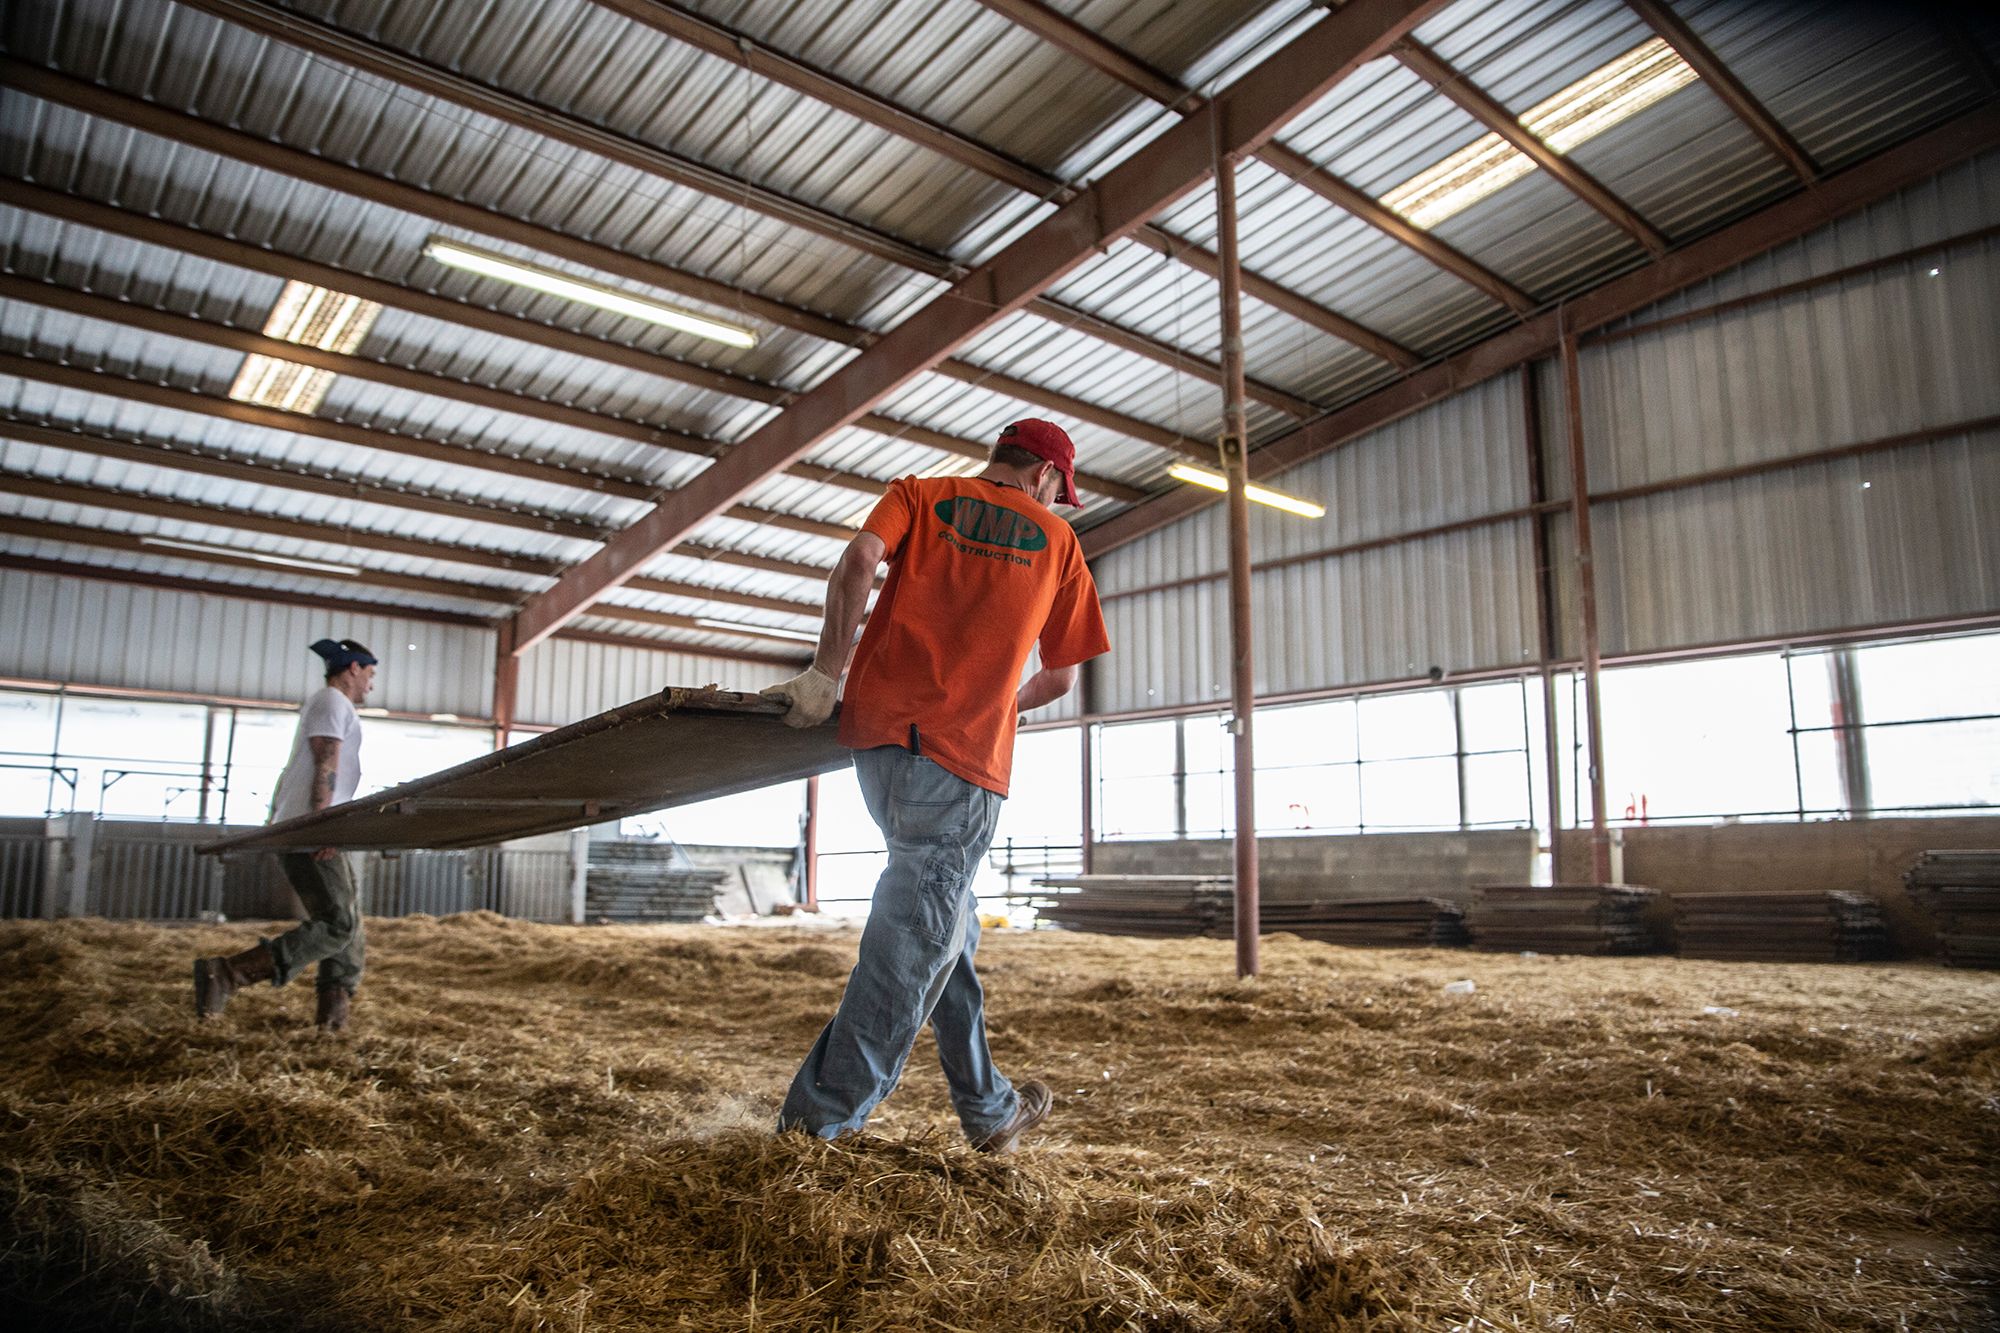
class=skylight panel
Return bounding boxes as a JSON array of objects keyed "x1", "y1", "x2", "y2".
[
  {"x1": 227, "y1": 280, "x2": 383, "y2": 413},
  {"x1": 1381, "y1": 37, "x2": 1699, "y2": 230}
]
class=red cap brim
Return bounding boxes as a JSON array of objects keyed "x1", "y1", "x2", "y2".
[{"x1": 1057, "y1": 470, "x2": 1081, "y2": 507}]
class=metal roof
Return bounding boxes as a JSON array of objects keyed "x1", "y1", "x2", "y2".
[{"x1": 0, "y1": 0, "x2": 1991, "y2": 667}]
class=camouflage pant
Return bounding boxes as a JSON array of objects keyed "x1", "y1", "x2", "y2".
[{"x1": 270, "y1": 852, "x2": 366, "y2": 993}]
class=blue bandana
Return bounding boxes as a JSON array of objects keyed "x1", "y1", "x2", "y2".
[{"x1": 310, "y1": 638, "x2": 378, "y2": 674}]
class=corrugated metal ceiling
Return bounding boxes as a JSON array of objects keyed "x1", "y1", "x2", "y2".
[{"x1": 0, "y1": 0, "x2": 1989, "y2": 666}]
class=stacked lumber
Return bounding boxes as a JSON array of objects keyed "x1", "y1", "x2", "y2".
[
  {"x1": 1905, "y1": 851, "x2": 2000, "y2": 968},
  {"x1": 1261, "y1": 897, "x2": 1470, "y2": 948},
  {"x1": 1671, "y1": 891, "x2": 1890, "y2": 962},
  {"x1": 1466, "y1": 884, "x2": 1658, "y2": 955},
  {"x1": 1034, "y1": 877, "x2": 1469, "y2": 947},
  {"x1": 585, "y1": 843, "x2": 729, "y2": 922},
  {"x1": 1033, "y1": 875, "x2": 1233, "y2": 937}
]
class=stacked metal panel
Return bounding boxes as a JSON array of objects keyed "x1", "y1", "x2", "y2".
[
  {"x1": 584, "y1": 843, "x2": 727, "y2": 924},
  {"x1": 1035, "y1": 876, "x2": 1470, "y2": 947},
  {"x1": 1467, "y1": 885, "x2": 1658, "y2": 955},
  {"x1": 1033, "y1": 875, "x2": 1235, "y2": 938},
  {"x1": 1671, "y1": 891, "x2": 1890, "y2": 963},
  {"x1": 1906, "y1": 852, "x2": 2000, "y2": 969}
]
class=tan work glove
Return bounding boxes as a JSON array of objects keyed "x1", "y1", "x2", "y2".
[{"x1": 760, "y1": 666, "x2": 838, "y2": 729}]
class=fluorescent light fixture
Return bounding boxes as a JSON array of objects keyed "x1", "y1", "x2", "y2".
[
  {"x1": 227, "y1": 280, "x2": 383, "y2": 413},
  {"x1": 424, "y1": 238, "x2": 759, "y2": 349},
  {"x1": 430, "y1": 713, "x2": 462, "y2": 723},
  {"x1": 1167, "y1": 463, "x2": 1326, "y2": 518},
  {"x1": 137, "y1": 535, "x2": 363, "y2": 576},
  {"x1": 1382, "y1": 37, "x2": 1698, "y2": 229},
  {"x1": 695, "y1": 618, "x2": 821, "y2": 644}
]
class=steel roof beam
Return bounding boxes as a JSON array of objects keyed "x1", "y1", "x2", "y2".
[
  {"x1": 0, "y1": 415, "x2": 604, "y2": 540},
  {"x1": 0, "y1": 472, "x2": 571, "y2": 573},
  {"x1": 1624, "y1": 0, "x2": 1818, "y2": 184},
  {"x1": 1119, "y1": 227, "x2": 1420, "y2": 367},
  {"x1": 0, "y1": 59, "x2": 1234, "y2": 461},
  {"x1": 0, "y1": 551, "x2": 809, "y2": 667},
  {"x1": 976, "y1": 0, "x2": 1536, "y2": 316},
  {"x1": 0, "y1": 552, "x2": 498, "y2": 629},
  {"x1": 0, "y1": 513, "x2": 517, "y2": 604},
  {"x1": 1394, "y1": 39, "x2": 1670, "y2": 256},
  {"x1": 0, "y1": 351, "x2": 646, "y2": 512},
  {"x1": 0, "y1": 182, "x2": 1143, "y2": 503},
  {"x1": 1080, "y1": 102, "x2": 2000, "y2": 556},
  {"x1": 506, "y1": 0, "x2": 1450, "y2": 651},
  {"x1": 0, "y1": 472, "x2": 829, "y2": 624},
  {"x1": 0, "y1": 273, "x2": 937, "y2": 501},
  {"x1": 188, "y1": 0, "x2": 1310, "y2": 421}
]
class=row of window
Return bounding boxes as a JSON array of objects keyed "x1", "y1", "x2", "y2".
[{"x1": 2, "y1": 633, "x2": 1993, "y2": 853}]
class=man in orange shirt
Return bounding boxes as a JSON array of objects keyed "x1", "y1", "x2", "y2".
[{"x1": 763, "y1": 418, "x2": 1109, "y2": 1152}]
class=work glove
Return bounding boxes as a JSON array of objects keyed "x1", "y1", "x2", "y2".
[{"x1": 760, "y1": 666, "x2": 838, "y2": 729}]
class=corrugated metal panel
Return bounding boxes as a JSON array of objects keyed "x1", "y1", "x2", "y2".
[
  {"x1": 513, "y1": 634, "x2": 773, "y2": 728},
  {"x1": 1094, "y1": 519, "x2": 1539, "y2": 716},
  {"x1": 1097, "y1": 373, "x2": 1531, "y2": 596},
  {"x1": 0, "y1": 565, "x2": 494, "y2": 715},
  {"x1": 1558, "y1": 429, "x2": 2000, "y2": 657},
  {"x1": 1580, "y1": 242, "x2": 2000, "y2": 493}
]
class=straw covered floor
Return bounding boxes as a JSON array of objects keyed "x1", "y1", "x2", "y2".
[{"x1": 1, "y1": 914, "x2": 1994, "y2": 1330}]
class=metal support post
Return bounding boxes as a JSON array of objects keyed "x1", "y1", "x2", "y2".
[{"x1": 1215, "y1": 145, "x2": 1260, "y2": 978}]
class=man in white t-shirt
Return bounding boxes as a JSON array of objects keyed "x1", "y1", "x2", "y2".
[{"x1": 194, "y1": 638, "x2": 377, "y2": 1033}]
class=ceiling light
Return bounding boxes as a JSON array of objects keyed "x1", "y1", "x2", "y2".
[
  {"x1": 137, "y1": 535, "x2": 362, "y2": 575},
  {"x1": 1382, "y1": 37, "x2": 1698, "y2": 229},
  {"x1": 424, "y1": 238, "x2": 759, "y2": 349},
  {"x1": 695, "y1": 618, "x2": 821, "y2": 644},
  {"x1": 227, "y1": 280, "x2": 383, "y2": 413},
  {"x1": 1167, "y1": 463, "x2": 1325, "y2": 518}
]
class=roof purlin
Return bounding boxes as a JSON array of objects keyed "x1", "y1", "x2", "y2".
[{"x1": 504, "y1": 0, "x2": 1452, "y2": 652}]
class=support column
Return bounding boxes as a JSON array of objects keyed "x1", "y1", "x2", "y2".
[
  {"x1": 1215, "y1": 147, "x2": 1260, "y2": 978},
  {"x1": 1521, "y1": 363, "x2": 1566, "y2": 881},
  {"x1": 1559, "y1": 331, "x2": 1612, "y2": 883},
  {"x1": 492, "y1": 625, "x2": 521, "y2": 751},
  {"x1": 803, "y1": 774, "x2": 820, "y2": 909},
  {"x1": 1079, "y1": 724, "x2": 1095, "y2": 875}
]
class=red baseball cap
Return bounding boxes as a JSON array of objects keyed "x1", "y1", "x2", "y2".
[{"x1": 997, "y1": 418, "x2": 1081, "y2": 507}]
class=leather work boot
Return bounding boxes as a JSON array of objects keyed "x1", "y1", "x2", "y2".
[
  {"x1": 973, "y1": 1080, "x2": 1053, "y2": 1154},
  {"x1": 192, "y1": 941, "x2": 276, "y2": 1020},
  {"x1": 314, "y1": 984, "x2": 354, "y2": 1034}
]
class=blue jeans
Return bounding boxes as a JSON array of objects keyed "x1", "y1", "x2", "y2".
[{"x1": 779, "y1": 745, "x2": 1017, "y2": 1142}]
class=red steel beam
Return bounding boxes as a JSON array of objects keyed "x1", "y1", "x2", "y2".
[
  {"x1": 1624, "y1": 0, "x2": 1818, "y2": 184},
  {"x1": 1395, "y1": 38, "x2": 1670, "y2": 256},
  {"x1": 0, "y1": 352, "x2": 648, "y2": 511},
  {"x1": 979, "y1": 0, "x2": 1536, "y2": 315},
  {"x1": 1081, "y1": 102, "x2": 2000, "y2": 557},
  {"x1": 1215, "y1": 148, "x2": 1260, "y2": 979},
  {"x1": 184, "y1": 0, "x2": 1309, "y2": 420},
  {"x1": 0, "y1": 416, "x2": 606, "y2": 541},
  {"x1": 3, "y1": 186, "x2": 1146, "y2": 500},
  {"x1": 506, "y1": 0, "x2": 1450, "y2": 651},
  {"x1": 0, "y1": 59, "x2": 1236, "y2": 460}
]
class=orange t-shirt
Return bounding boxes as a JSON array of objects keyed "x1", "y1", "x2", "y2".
[{"x1": 837, "y1": 475, "x2": 1110, "y2": 796}]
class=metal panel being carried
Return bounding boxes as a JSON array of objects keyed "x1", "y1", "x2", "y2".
[{"x1": 202, "y1": 687, "x2": 846, "y2": 853}]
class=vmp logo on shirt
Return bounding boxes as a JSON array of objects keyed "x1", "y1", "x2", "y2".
[{"x1": 933, "y1": 497, "x2": 1048, "y2": 552}]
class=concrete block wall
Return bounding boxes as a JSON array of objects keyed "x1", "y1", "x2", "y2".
[
  {"x1": 1556, "y1": 816, "x2": 2000, "y2": 955},
  {"x1": 1090, "y1": 830, "x2": 1537, "y2": 904}
]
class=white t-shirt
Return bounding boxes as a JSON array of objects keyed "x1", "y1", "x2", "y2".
[{"x1": 269, "y1": 686, "x2": 364, "y2": 823}]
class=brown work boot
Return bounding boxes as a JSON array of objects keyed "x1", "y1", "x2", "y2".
[
  {"x1": 192, "y1": 941, "x2": 275, "y2": 1020},
  {"x1": 314, "y1": 984, "x2": 354, "y2": 1034},
  {"x1": 973, "y1": 1080, "x2": 1053, "y2": 1154}
]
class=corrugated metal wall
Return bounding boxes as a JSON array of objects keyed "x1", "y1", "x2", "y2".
[
  {"x1": 1089, "y1": 153, "x2": 2000, "y2": 715},
  {"x1": 513, "y1": 636, "x2": 775, "y2": 729},
  {"x1": 1092, "y1": 375, "x2": 1539, "y2": 715},
  {"x1": 0, "y1": 566, "x2": 493, "y2": 716},
  {"x1": 1549, "y1": 154, "x2": 2000, "y2": 658}
]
